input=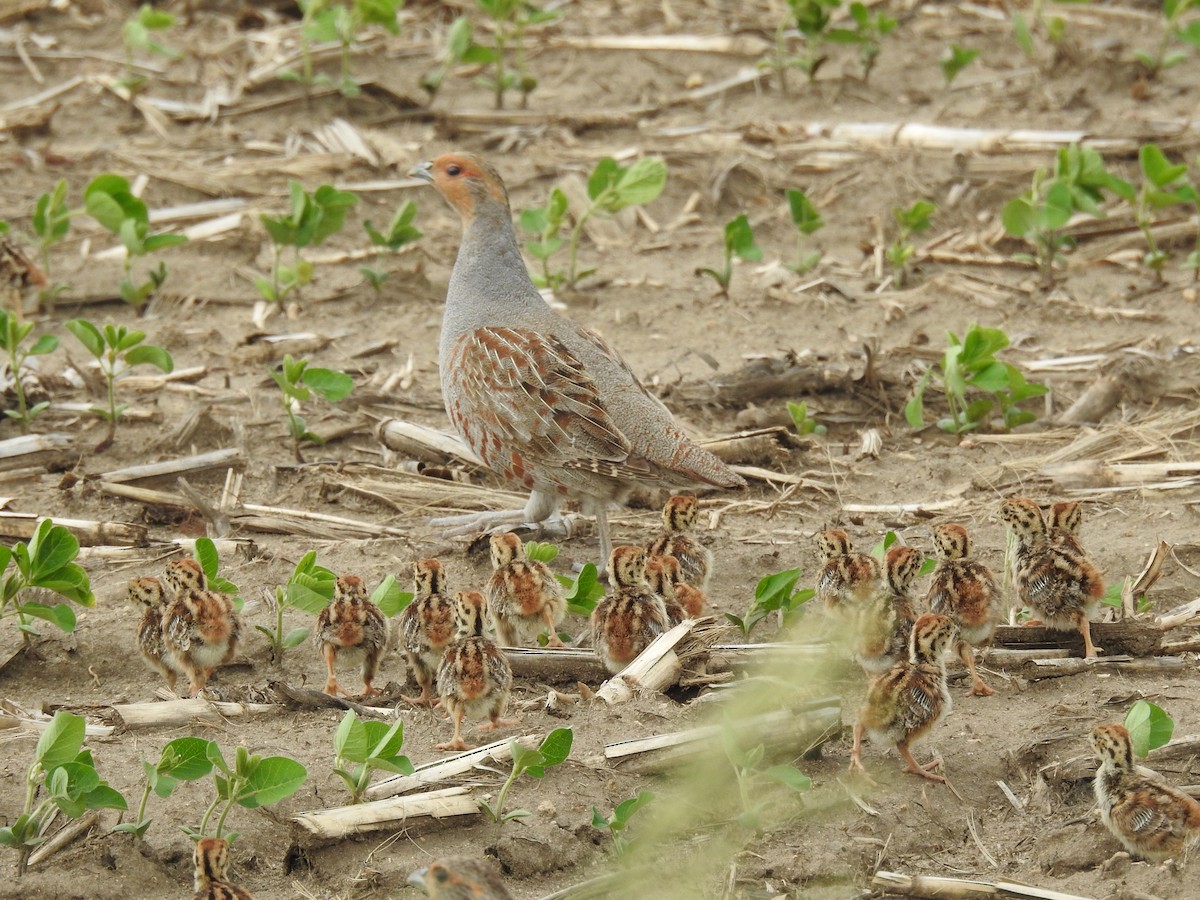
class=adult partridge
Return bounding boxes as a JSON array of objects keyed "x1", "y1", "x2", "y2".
[{"x1": 410, "y1": 153, "x2": 746, "y2": 569}]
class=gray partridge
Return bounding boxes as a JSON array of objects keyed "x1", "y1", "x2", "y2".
[
  {"x1": 854, "y1": 544, "x2": 922, "y2": 675},
  {"x1": 435, "y1": 590, "x2": 517, "y2": 751},
  {"x1": 591, "y1": 545, "x2": 670, "y2": 674},
  {"x1": 408, "y1": 857, "x2": 513, "y2": 899},
  {"x1": 127, "y1": 576, "x2": 182, "y2": 693},
  {"x1": 485, "y1": 532, "x2": 567, "y2": 648},
  {"x1": 410, "y1": 153, "x2": 746, "y2": 570},
  {"x1": 646, "y1": 494, "x2": 714, "y2": 590},
  {"x1": 927, "y1": 523, "x2": 1003, "y2": 697},
  {"x1": 1048, "y1": 500, "x2": 1085, "y2": 555},
  {"x1": 399, "y1": 558, "x2": 457, "y2": 707},
  {"x1": 161, "y1": 558, "x2": 241, "y2": 697},
  {"x1": 1091, "y1": 723, "x2": 1200, "y2": 862},
  {"x1": 999, "y1": 498, "x2": 1104, "y2": 658},
  {"x1": 192, "y1": 837, "x2": 256, "y2": 900},
  {"x1": 316, "y1": 574, "x2": 389, "y2": 698},
  {"x1": 815, "y1": 529, "x2": 881, "y2": 615},
  {"x1": 850, "y1": 613, "x2": 956, "y2": 784},
  {"x1": 645, "y1": 553, "x2": 708, "y2": 624}
]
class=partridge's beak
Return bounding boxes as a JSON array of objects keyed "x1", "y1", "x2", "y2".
[
  {"x1": 408, "y1": 160, "x2": 434, "y2": 183},
  {"x1": 407, "y1": 866, "x2": 428, "y2": 888}
]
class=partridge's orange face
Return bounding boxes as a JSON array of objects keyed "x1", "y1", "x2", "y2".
[{"x1": 410, "y1": 153, "x2": 508, "y2": 219}]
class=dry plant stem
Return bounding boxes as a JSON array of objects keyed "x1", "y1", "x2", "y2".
[
  {"x1": 26, "y1": 810, "x2": 99, "y2": 869},
  {"x1": 365, "y1": 735, "x2": 543, "y2": 801},
  {"x1": 292, "y1": 787, "x2": 478, "y2": 839},
  {"x1": 872, "y1": 870, "x2": 1098, "y2": 899}
]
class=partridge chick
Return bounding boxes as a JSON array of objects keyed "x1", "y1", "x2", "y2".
[
  {"x1": 411, "y1": 153, "x2": 745, "y2": 570},
  {"x1": 927, "y1": 524, "x2": 1003, "y2": 697},
  {"x1": 486, "y1": 532, "x2": 567, "y2": 648},
  {"x1": 646, "y1": 494, "x2": 713, "y2": 590},
  {"x1": 999, "y1": 498, "x2": 1104, "y2": 658},
  {"x1": 1091, "y1": 723, "x2": 1200, "y2": 862},
  {"x1": 1048, "y1": 500, "x2": 1085, "y2": 554},
  {"x1": 645, "y1": 553, "x2": 709, "y2": 624},
  {"x1": 0, "y1": 233, "x2": 46, "y2": 318},
  {"x1": 316, "y1": 575, "x2": 388, "y2": 698},
  {"x1": 162, "y1": 559, "x2": 241, "y2": 697},
  {"x1": 408, "y1": 857, "x2": 513, "y2": 899},
  {"x1": 816, "y1": 529, "x2": 881, "y2": 616},
  {"x1": 399, "y1": 558, "x2": 457, "y2": 707},
  {"x1": 192, "y1": 837, "x2": 255, "y2": 900},
  {"x1": 591, "y1": 545, "x2": 670, "y2": 674},
  {"x1": 850, "y1": 613, "x2": 956, "y2": 783},
  {"x1": 127, "y1": 576, "x2": 182, "y2": 692},
  {"x1": 435, "y1": 590, "x2": 517, "y2": 751},
  {"x1": 854, "y1": 545, "x2": 922, "y2": 675}
]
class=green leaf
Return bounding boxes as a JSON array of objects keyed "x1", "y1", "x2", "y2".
[
  {"x1": 372, "y1": 576, "x2": 411, "y2": 616},
  {"x1": 141, "y1": 232, "x2": 188, "y2": 254},
  {"x1": 193, "y1": 537, "x2": 220, "y2": 582},
  {"x1": 786, "y1": 188, "x2": 824, "y2": 235},
  {"x1": 17, "y1": 601, "x2": 76, "y2": 632},
  {"x1": 539, "y1": 727, "x2": 573, "y2": 767},
  {"x1": 1124, "y1": 700, "x2": 1174, "y2": 757},
  {"x1": 724, "y1": 214, "x2": 763, "y2": 262},
  {"x1": 301, "y1": 367, "x2": 354, "y2": 403},
  {"x1": 905, "y1": 369, "x2": 932, "y2": 429},
  {"x1": 609, "y1": 158, "x2": 668, "y2": 210},
  {"x1": 762, "y1": 764, "x2": 813, "y2": 793},
  {"x1": 159, "y1": 737, "x2": 215, "y2": 783},
  {"x1": 968, "y1": 361, "x2": 1011, "y2": 393},
  {"x1": 523, "y1": 540, "x2": 559, "y2": 563},
  {"x1": 587, "y1": 157, "x2": 622, "y2": 203},
  {"x1": 1139, "y1": 144, "x2": 1188, "y2": 188},
  {"x1": 65, "y1": 319, "x2": 104, "y2": 359},
  {"x1": 137, "y1": 4, "x2": 176, "y2": 30},
  {"x1": 236, "y1": 756, "x2": 307, "y2": 808},
  {"x1": 363, "y1": 719, "x2": 406, "y2": 760},
  {"x1": 37, "y1": 711, "x2": 86, "y2": 771},
  {"x1": 562, "y1": 563, "x2": 603, "y2": 615},
  {"x1": 753, "y1": 568, "x2": 801, "y2": 611},
  {"x1": 612, "y1": 789, "x2": 655, "y2": 825},
  {"x1": 82, "y1": 783, "x2": 128, "y2": 811},
  {"x1": 282, "y1": 627, "x2": 310, "y2": 649},
  {"x1": 124, "y1": 344, "x2": 174, "y2": 373},
  {"x1": 334, "y1": 711, "x2": 368, "y2": 762},
  {"x1": 510, "y1": 742, "x2": 546, "y2": 779},
  {"x1": 27, "y1": 521, "x2": 80, "y2": 582}
]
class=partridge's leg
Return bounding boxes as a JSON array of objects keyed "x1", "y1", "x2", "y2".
[
  {"x1": 959, "y1": 641, "x2": 995, "y2": 697},
  {"x1": 897, "y1": 739, "x2": 945, "y2": 783},
  {"x1": 402, "y1": 661, "x2": 435, "y2": 707},
  {"x1": 542, "y1": 608, "x2": 566, "y2": 649},
  {"x1": 430, "y1": 490, "x2": 563, "y2": 537},
  {"x1": 322, "y1": 643, "x2": 342, "y2": 697},
  {"x1": 478, "y1": 710, "x2": 520, "y2": 732},
  {"x1": 435, "y1": 706, "x2": 472, "y2": 751},
  {"x1": 360, "y1": 649, "x2": 382, "y2": 698},
  {"x1": 1079, "y1": 614, "x2": 1102, "y2": 659},
  {"x1": 593, "y1": 504, "x2": 613, "y2": 576},
  {"x1": 848, "y1": 724, "x2": 869, "y2": 775}
]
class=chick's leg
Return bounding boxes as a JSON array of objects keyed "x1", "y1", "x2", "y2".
[
  {"x1": 897, "y1": 739, "x2": 945, "y2": 783},
  {"x1": 1079, "y1": 614, "x2": 1102, "y2": 659},
  {"x1": 435, "y1": 705, "x2": 473, "y2": 751},
  {"x1": 322, "y1": 643, "x2": 342, "y2": 697},
  {"x1": 959, "y1": 641, "x2": 995, "y2": 697}
]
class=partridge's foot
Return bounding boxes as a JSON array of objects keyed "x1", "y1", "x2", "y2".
[
  {"x1": 477, "y1": 717, "x2": 520, "y2": 732},
  {"x1": 435, "y1": 738, "x2": 474, "y2": 751}
]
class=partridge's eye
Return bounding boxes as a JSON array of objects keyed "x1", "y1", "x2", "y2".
[
  {"x1": 446, "y1": 165, "x2": 462, "y2": 176},
  {"x1": 433, "y1": 867, "x2": 450, "y2": 883}
]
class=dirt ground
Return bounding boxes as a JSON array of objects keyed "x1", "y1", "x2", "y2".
[{"x1": 1, "y1": 0, "x2": 1200, "y2": 897}]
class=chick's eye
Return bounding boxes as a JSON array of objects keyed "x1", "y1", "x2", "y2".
[
  {"x1": 433, "y1": 868, "x2": 450, "y2": 883},
  {"x1": 446, "y1": 165, "x2": 462, "y2": 176}
]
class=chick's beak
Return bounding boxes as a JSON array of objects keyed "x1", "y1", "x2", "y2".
[
  {"x1": 407, "y1": 866, "x2": 429, "y2": 888},
  {"x1": 408, "y1": 160, "x2": 434, "y2": 183}
]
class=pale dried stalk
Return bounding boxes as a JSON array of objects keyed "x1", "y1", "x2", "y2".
[
  {"x1": 0, "y1": 512, "x2": 146, "y2": 547},
  {"x1": 872, "y1": 871, "x2": 1096, "y2": 900},
  {"x1": 1025, "y1": 656, "x2": 1185, "y2": 681},
  {"x1": 375, "y1": 419, "x2": 484, "y2": 466},
  {"x1": 113, "y1": 698, "x2": 278, "y2": 729},
  {"x1": 365, "y1": 734, "x2": 544, "y2": 801},
  {"x1": 100, "y1": 449, "x2": 243, "y2": 483},
  {"x1": 27, "y1": 811, "x2": 100, "y2": 869},
  {"x1": 292, "y1": 787, "x2": 478, "y2": 839}
]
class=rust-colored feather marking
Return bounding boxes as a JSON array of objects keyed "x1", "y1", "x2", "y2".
[{"x1": 128, "y1": 576, "x2": 181, "y2": 692}]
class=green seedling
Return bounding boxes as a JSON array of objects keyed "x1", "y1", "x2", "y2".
[
  {"x1": 870, "y1": 531, "x2": 936, "y2": 575},
  {"x1": 65, "y1": 319, "x2": 173, "y2": 452},
  {"x1": 83, "y1": 174, "x2": 188, "y2": 309},
  {"x1": 258, "y1": 181, "x2": 358, "y2": 305},
  {"x1": 31, "y1": 178, "x2": 71, "y2": 300},
  {"x1": 1134, "y1": 0, "x2": 1200, "y2": 78},
  {"x1": 360, "y1": 200, "x2": 423, "y2": 290},
  {"x1": 566, "y1": 157, "x2": 668, "y2": 288},
  {"x1": 300, "y1": 0, "x2": 401, "y2": 97},
  {"x1": 270, "y1": 354, "x2": 355, "y2": 463},
  {"x1": 422, "y1": 16, "x2": 492, "y2": 97},
  {"x1": 474, "y1": 0, "x2": 563, "y2": 109},
  {"x1": 1099, "y1": 581, "x2": 1152, "y2": 615},
  {"x1": 332, "y1": 711, "x2": 414, "y2": 804},
  {"x1": 826, "y1": 1, "x2": 897, "y2": 82},
  {"x1": 524, "y1": 541, "x2": 559, "y2": 563},
  {"x1": 940, "y1": 44, "x2": 980, "y2": 86},
  {"x1": 520, "y1": 187, "x2": 569, "y2": 290},
  {"x1": 555, "y1": 562, "x2": 604, "y2": 617},
  {"x1": 116, "y1": 737, "x2": 214, "y2": 840},
  {"x1": 0, "y1": 309, "x2": 57, "y2": 430},
  {"x1": 1012, "y1": 0, "x2": 1091, "y2": 65},
  {"x1": 187, "y1": 742, "x2": 306, "y2": 841},
  {"x1": 725, "y1": 568, "x2": 814, "y2": 637},
  {"x1": 785, "y1": 188, "x2": 824, "y2": 273},
  {"x1": 786, "y1": 401, "x2": 826, "y2": 437},
  {"x1": 190, "y1": 537, "x2": 244, "y2": 609},
  {"x1": 371, "y1": 574, "x2": 414, "y2": 618},
  {"x1": 1131, "y1": 144, "x2": 1195, "y2": 280},
  {"x1": 257, "y1": 551, "x2": 337, "y2": 660},
  {"x1": 761, "y1": 0, "x2": 841, "y2": 90},
  {"x1": 480, "y1": 727, "x2": 573, "y2": 823},
  {"x1": 905, "y1": 324, "x2": 1048, "y2": 434},
  {"x1": 886, "y1": 199, "x2": 935, "y2": 288},
  {"x1": 0, "y1": 519, "x2": 94, "y2": 641},
  {"x1": 280, "y1": 0, "x2": 328, "y2": 91},
  {"x1": 0, "y1": 711, "x2": 126, "y2": 875},
  {"x1": 720, "y1": 722, "x2": 811, "y2": 834},
  {"x1": 1124, "y1": 700, "x2": 1174, "y2": 757},
  {"x1": 119, "y1": 4, "x2": 178, "y2": 94},
  {"x1": 591, "y1": 790, "x2": 654, "y2": 857},
  {"x1": 698, "y1": 214, "x2": 763, "y2": 294}
]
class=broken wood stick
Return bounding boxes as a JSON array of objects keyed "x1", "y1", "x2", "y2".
[
  {"x1": 0, "y1": 512, "x2": 148, "y2": 547},
  {"x1": 100, "y1": 448, "x2": 243, "y2": 483},
  {"x1": 365, "y1": 734, "x2": 544, "y2": 801},
  {"x1": 375, "y1": 418, "x2": 484, "y2": 467},
  {"x1": 992, "y1": 623, "x2": 1163, "y2": 657},
  {"x1": 595, "y1": 620, "x2": 694, "y2": 705},
  {"x1": 112, "y1": 697, "x2": 278, "y2": 729},
  {"x1": 1155, "y1": 598, "x2": 1200, "y2": 630},
  {"x1": 505, "y1": 647, "x2": 610, "y2": 683},
  {"x1": 0, "y1": 432, "x2": 74, "y2": 471},
  {"x1": 27, "y1": 810, "x2": 101, "y2": 870},
  {"x1": 872, "y1": 870, "x2": 1096, "y2": 899},
  {"x1": 292, "y1": 786, "x2": 478, "y2": 839},
  {"x1": 1024, "y1": 655, "x2": 1185, "y2": 681}
]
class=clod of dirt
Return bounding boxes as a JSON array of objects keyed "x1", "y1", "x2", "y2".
[
  {"x1": 491, "y1": 820, "x2": 593, "y2": 878},
  {"x1": 1036, "y1": 823, "x2": 1112, "y2": 874}
]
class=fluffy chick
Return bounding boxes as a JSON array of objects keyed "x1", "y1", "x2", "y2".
[
  {"x1": 854, "y1": 545, "x2": 923, "y2": 676},
  {"x1": 1048, "y1": 500, "x2": 1085, "y2": 554},
  {"x1": 127, "y1": 576, "x2": 182, "y2": 692},
  {"x1": 408, "y1": 857, "x2": 513, "y2": 899},
  {"x1": 646, "y1": 494, "x2": 714, "y2": 590},
  {"x1": 435, "y1": 590, "x2": 517, "y2": 751},
  {"x1": 850, "y1": 613, "x2": 956, "y2": 783},
  {"x1": 927, "y1": 523, "x2": 1003, "y2": 697},
  {"x1": 645, "y1": 553, "x2": 709, "y2": 625},
  {"x1": 486, "y1": 532, "x2": 567, "y2": 648},
  {"x1": 399, "y1": 558, "x2": 456, "y2": 707},
  {"x1": 1091, "y1": 723, "x2": 1200, "y2": 862},
  {"x1": 591, "y1": 545, "x2": 670, "y2": 675},
  {"x1": 192, "y1": 837, "x2": 255, "y2": 900},
  {"x1": 816, "y1": 529, "x2": 882, "y2": 616},
  {"x1": 161, "y1": 558, "x2": 241, "y2": 697},
  {"x1": 316, "y1": 574, "x2": 389, "y2": 698}
]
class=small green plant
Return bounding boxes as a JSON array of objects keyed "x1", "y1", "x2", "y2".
[
  {"x1": 332, "y1": 711, "x2": 414, "y2": 804},
  {"x1": 566, "y1": 157, "x2": 668, "y2": 288},
  {"x1": 720, "y1": 723, "x2": 811, "y2": 833},
  {"x1": 725, "y1": 568, "x2": 813, "y2": 637},
  {"x1": 280, "y1": 0, "x2": 326, "y2": 91},
  {"x1": 1098, "y1": 581, "x2": 1151, "y2": 614},
  {"x1": 118, "y1": 3, "x2": 178, "y2": 94},
  {"x1": 520, "y1": 187, "x2": 570, "y2": 290},
  {"x1": 480, "y1": 728, "x2": 573, "y2": 823},
  {"x1": 186, "y1": 742, "x2": 306, "y2": 841},
  {"x1": 190, "y1": 537, "x2": 244, "y2": 609},
  {"x1": 257, "y1": 551, "x2": 336, "y2": 660},
  {"x1": 371, "y1": 574, "x2": 413, "y2": 617},
  {"x1": 786, "y1": 401, "x2": 826, "y2": 437},
  {"x1": 0, "y1": 711, "x2": 126, "y2": 875},
  {"x1": 1012, "y1": 0, "x2": 1090, "y2": 64},
  {"x1": 870, "y1": 531, "x2": 936, "y2": 575},
  {"x1": 474, "y1": 0, "x2": 563, "y2": 109},
  {"x1": 360, "y1": 200, "x2": 423, "y2": 290},
  {"x1": 65, "y1": 319, "x2": 173, "y2": 452},
  {"x1": 1124, "y1": 700, "x2": 1174, "y2": 757},
  {"x1": 300, "y1": 0, "x2": 401, "y2": 97},
  {"x1": 1134, "y1": 0, "x2": 1200, "y2": 78},
  {"x1": 0, "y1": 309, "x2": 57, "y2": 430},
  {"x1": 1131, "y1": 144, "x2": 1195, "y2": 280},
  {"x1": 785, "y1": 188, "x2": 824, "y2": 273},
  {"x1": 270, "y1": 354, "x2": 355, "y2": 463},
  {"x1": 905, "y1": 324, "x2": 1048, "y2": 434},
  {"x1": 83, "y1": 174, "x2": 188, "y2": 309},
  {"x1": 761, "y1": 0, "x2": 841, "y2": 89},
  {"x1": 698, "y1": 214, "x2": 763, "y2": 294},
  {"x1": 591, "y1": 790, "x2": 654, "y2": 857},
  {"x1": 30, "y1": 178, "x2": 72, "y2": 300},
  {"x1": 115, "y1": 737, "x2": 214, "y2": 839},
  {"x1": 556, "y1": 562, "x2": 604, "y2": 617},
  {"x1": 827, "y1": 1, "x2": 897, "y2": 82},
  {"x1": 257, "y1": 182, "x2": 358, "y2": 304},
  {"x1": 0, "y1": 519, "x2": 94, "y2": 640},
  {"x1": 940, "y1": 44, "x2": 980, "y2": 86},
  {"x1": 422, "y1": 16, "x2": 490, "y2": 97},
  {"x1": 886, "y1": 199, "x2": 935, "y2": 288}
]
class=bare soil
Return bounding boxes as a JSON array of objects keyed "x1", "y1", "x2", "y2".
[{"x1": 2, "y1": 1, "x2": 1200, "y2": 898}]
